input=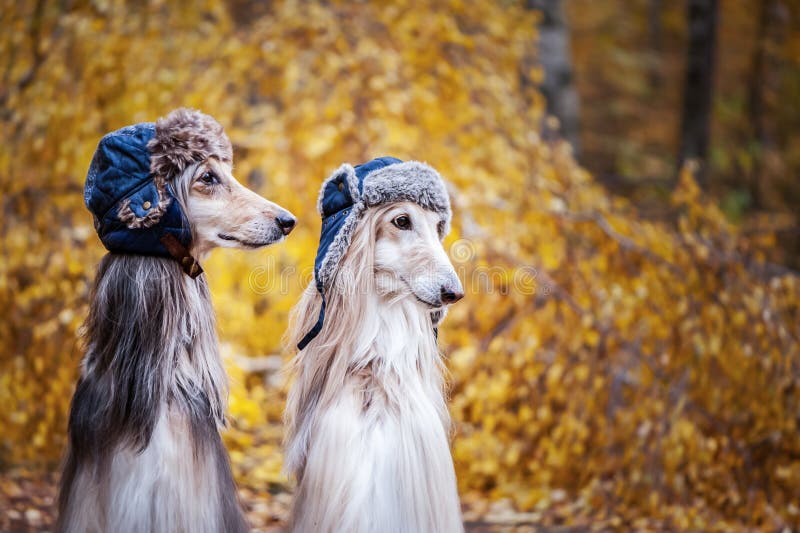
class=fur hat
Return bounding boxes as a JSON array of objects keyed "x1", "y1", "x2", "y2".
[
  {"x1": 297, "y1": 157, "x2": 452, "y2": 349},
  {"x1": 84, "y1": 108, "x2": 232, "y2": 276}
]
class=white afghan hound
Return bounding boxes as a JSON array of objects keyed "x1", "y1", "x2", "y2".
[
  {"x1": 284, "y1": 158, "x2": 465, "y2": 533},
  {"x1": 57, "y1": 109, "x2": 296, "y2": 533}
]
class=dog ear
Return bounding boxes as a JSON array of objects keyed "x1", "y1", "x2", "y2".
[{"x1": 148, "y1": 108, "x2": 233, "y2": 181}]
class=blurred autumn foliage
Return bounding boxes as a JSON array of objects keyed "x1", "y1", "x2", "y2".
[
  {"x1": 567, "y1": 0, "x2": 800, "y2": 264},
  {"x1": 1, "y1": 0, "x2": 799, "y2": 530}
]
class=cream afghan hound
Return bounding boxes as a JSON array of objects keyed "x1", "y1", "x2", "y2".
[
  {"x1": 285, "y1": 201, "x2": 465, "y2": 532},
  {"x1": 57, "y1": 111, "x2": 296, "y2": 533}
]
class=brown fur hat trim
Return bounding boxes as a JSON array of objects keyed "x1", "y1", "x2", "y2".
[{"x1": 147, "y1": 108, "x2": 233, "y2": 181}]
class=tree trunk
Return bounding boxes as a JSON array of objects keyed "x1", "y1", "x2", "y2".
[
  {"x1": 528, "y1": 0, "x2": 581, "y2": 154},
  {"x1": 748, "y1": 0, "x2": 771, "y2": 147},
  {"x1": 677, "y1": 0, "x2": 718, "y2": 188},
  {"x1": 648, "y1": 0, "x2": 664, "y2": 88},
  {"x1": 746, "y1": 0, "x2": 773, "y2": 208}
]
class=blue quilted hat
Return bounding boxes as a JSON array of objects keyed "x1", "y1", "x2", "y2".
[
  {"x1": 84, "y1": 108, "x2": 233, "y2": 277},
  {"x1": 297, "y1": 157, "x2": 452, "y2": 349}
]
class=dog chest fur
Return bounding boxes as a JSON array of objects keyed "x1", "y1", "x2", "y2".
[
  {"x1": 288, "y1": 298, "x2": 464, "y2": 533},
  {"x1": 57, "y1": 255, "x2": 247, "y2": 533},
  {"x1": 61, "y1": 409, "x2": 232, "y2": 533}
]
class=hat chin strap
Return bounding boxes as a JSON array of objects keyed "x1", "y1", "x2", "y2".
[
  {"x1": 297, "y1": 281, "x2": 326, "y2": 350},
  {"x1": 159, "y1": 233, "x2": 204, "y2": 279},
  {"x1": 295, "y1": 282, "x2": 440, "y2": 351}
]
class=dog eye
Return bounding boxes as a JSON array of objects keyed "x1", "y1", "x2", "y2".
[
  {"x1": 392, "y1": 214, "x2": 412, "y2": 230},
  {"x1": 198, "y1": 171, "x2": 219, "y2": 185}
]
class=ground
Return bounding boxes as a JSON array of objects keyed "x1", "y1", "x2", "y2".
[{"x1": 0, "y1": 468, "x2": 603, "y2": 532}]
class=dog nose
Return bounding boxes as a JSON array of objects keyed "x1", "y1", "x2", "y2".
[
  {"x1": 440, "y1": 285, "x2": 464, "y2": 304},
  {"x1": 276, "y1": 213, "x2": 296, "y2": 235}
]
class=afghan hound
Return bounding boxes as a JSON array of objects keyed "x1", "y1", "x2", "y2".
[
  {"x1": 57, "y1": 109, "x2": 296, "y2": 533},
  {"x1": 284, "y1": 159, "x2": 465, "y2": 532}
]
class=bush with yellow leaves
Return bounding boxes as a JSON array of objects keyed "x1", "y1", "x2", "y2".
[{"x1": 1, "y1": 1, "x2": 797, "y2": 529}]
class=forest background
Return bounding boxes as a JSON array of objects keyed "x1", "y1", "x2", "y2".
[{"x1": 1, "y1": 0, "x2": 799, "y2": 531}]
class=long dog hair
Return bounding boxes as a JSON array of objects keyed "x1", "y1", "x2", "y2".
[
  {"x1": 57, "y1": 155, "x2": 294, "y2": 533},
  {"x1": 284, "y1": 202, "x2": 464, "y2": 533}
]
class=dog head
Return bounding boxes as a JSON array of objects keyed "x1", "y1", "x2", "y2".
[
  {"x1": 368, "y1": 201, "x2": 463, "y2": 312},
  {"x1": 176, "y1": 158, "x2": 296, "y2": 256},
  {"x1": 147, "y1": 108, "x2": 295, "y2": 257}
]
